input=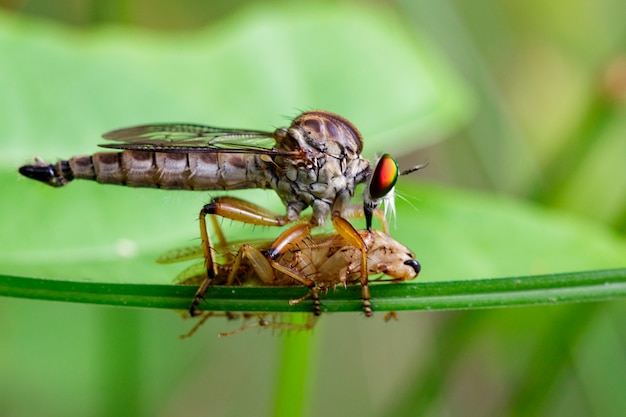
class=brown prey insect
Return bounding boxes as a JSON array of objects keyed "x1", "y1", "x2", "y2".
[{"x1": 158, "y1": 209, "x2": 421, "y2": 336}]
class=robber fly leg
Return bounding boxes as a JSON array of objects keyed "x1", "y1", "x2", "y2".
[
  {"x1": 194, "y1": 206, "x2": 220, "y2": 317},
  {"x1": 197, "y1": 196, "x2": 284, "y2": 311},
  {"x1": 331, "y1": 215, "x2": 373, "y2": 317},
  {"x1": 196, "y1": 196, "x2": 306, "y2": 315},
  {"x1": 189, "y1": 275, "x2": 213, "y2": 317},
  {"x1": 265, "y1": 223, "x2": 314, "y2": 280},
  {"x1": 202, "y1": 196, "x2": 293, "y2": 227},
  {"x1": 264, "y1": 223, "x2": 324, "y2": 314},
  {"x1": 266, "y1": 222, "x2": 312, "y2": 258}
]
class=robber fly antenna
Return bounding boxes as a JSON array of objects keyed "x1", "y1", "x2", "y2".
[{"x1": 400, "y1": 161, "x2": 429, "y2": 176}]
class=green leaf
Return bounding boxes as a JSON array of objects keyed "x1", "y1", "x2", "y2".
[
  {"x1": 0, "y1": 4, "x2": 472, "y2": 165},
  {"x1": 390, "y1": 183, "x2": 626, "y2": 280}
]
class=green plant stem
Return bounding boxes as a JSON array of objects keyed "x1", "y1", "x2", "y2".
[
  {"x1": 272, "y1": 313, "x2": 316, "y2": 417},
  {"x1": 1, "y1": 268, "x2": 626, "y2": 312}
]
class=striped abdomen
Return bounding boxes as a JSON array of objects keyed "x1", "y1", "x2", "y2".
[{"x1": 19, "y1": 151, "x2": 271, "y2": 190}]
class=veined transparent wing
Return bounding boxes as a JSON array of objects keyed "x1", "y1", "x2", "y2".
[
  {"x1": 99, "y1": 123, "x2": 296, "y2": 155},
  {"x1": 156, "y1": 238, "x2": 277, "y2": 265}
]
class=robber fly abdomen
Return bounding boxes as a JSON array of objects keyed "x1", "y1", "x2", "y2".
[{"x1": 22, "y1": 151, "x2": 272, "y2": 190}]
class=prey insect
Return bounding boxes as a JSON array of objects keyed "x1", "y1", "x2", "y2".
[{"x1": 158, "y1": 210, "x2": 421, "y2": 328}]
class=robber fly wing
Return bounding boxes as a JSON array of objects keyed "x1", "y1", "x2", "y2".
[{"x1": 99, "y1": 123, "x2": 294, "y2": 156}]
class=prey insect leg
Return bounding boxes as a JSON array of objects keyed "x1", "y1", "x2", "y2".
[
  {"x1": 181, "y1": 312, "x2": 319, "y2": 338},
  {"x1": 264, "y1": 223, "x2": 322, "y2": 315}
]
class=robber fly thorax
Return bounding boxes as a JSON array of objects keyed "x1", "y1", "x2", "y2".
[
  {"x1": 19, "y1": 110, "x2": 425, "y2": 229},
  {"x1": 159, "y1": 210, "x2": 421, "y2": 337}
]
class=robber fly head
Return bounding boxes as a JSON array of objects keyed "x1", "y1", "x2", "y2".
[{"x1": 363, "y1": 154, "x2": 428, "y2": 230}]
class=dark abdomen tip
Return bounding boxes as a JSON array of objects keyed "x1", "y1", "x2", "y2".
[{"x1": 19, "y1": 160, "x2": 73, "y2": 187}]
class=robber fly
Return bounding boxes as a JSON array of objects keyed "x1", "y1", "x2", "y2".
[
  {"x1": 159, "y1": 211, "x2": 421, "y2": 337},
  {"x1": 19, "y1": 110, "x2": 425, "y2": 230},
  {"x1": 20, "y1": 111, "x2": 425, "y2": 308}
]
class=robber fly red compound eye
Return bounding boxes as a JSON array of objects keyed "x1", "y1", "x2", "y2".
[
  {"x1": 362, "y1": 154, "x2": 429, "y2": 230},
  {"x1": 364, "y1": 154, "x2": 399, "y2": 230},
  {"x1": 369, "y1": 154, "x2": 399, "y2": 199}
]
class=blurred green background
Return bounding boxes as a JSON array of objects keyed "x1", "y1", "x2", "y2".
[{"x1": 0, "y1": 1, "x2": 625, "y2": 416}]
